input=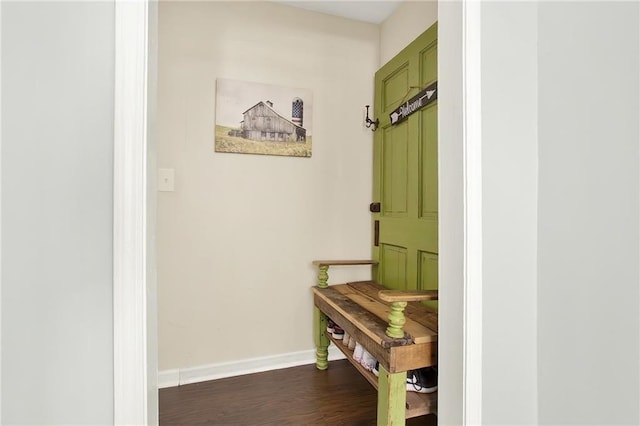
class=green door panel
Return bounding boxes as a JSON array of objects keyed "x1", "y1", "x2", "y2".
[
  {"x1": 373, "y1": 22, "x2": 438, "y2": 303},
  {"x1": 420, "y1": 40, "x2": 438, "y2": 86},
  {"x1": 380, "y1": 244, "x2": 408, "y2": 290},
  {"x1": 383, "y1": 65, "x2": 410, "y2": 110},
  {"x1": 382, "y1": 122, "x2": 409, "y2": 216},
  {"x1": 420, "y1": 103, "x2": 438, "y2": 218},
  {"x1": 419, "y1": 251, "x2": 439, "y2": 309}
]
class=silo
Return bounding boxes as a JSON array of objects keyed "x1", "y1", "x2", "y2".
[{"x1": 292, "y1": 98, "x2": 303, "y2": 127}]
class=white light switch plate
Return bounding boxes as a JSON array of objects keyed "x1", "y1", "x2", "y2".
[{"x1": 158, "y1": 168, "x2": 175, "y2": 192}]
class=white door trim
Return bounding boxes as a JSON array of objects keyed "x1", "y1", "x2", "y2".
[
  {"x1": 112, "y1": 1, "x2": 483, "y2": 425},
  {"x1": 462, "y1": 0, "x2": 483, "y2": 424},
  {"x1": 113, "y1": 1, "x2": 150, "y2": 424},
  {"x1": 0, "y1": 2, "x2": 3, "y2": 422}
]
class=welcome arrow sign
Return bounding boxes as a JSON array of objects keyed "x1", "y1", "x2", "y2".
[{"x1": 389, "y1": 81, "x2": 438, "y2": 125}]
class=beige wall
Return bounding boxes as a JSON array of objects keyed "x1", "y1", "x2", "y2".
[
  {"x1": 158, "y1": 1, "x2": 380, "y2": 371},
  {"x1": 380, "y1": 1, "x2": 438, "y2": 66}
]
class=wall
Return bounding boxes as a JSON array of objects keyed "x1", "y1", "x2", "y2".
[
  {"x1": 435, "y1": 2, "x2": 465, "y2": 424},
  {"x1": 476, "y1": 1, "x2": 640, "y2": 424},
  {"x1": 157, "y1": 2, "x2": 379, "y2": 376},
  {"x1": 1, "y1": 2, "x2": 114, "y2": 424},
  {"x1": 480, "y1": 3, "x2": 539, "y2": 424},
  {"x1": 380, "y1": 1, "x2": 438, "y2": 66},
  {"x1": 537, "y1": 2, "x2": 639, "y2": 424}
]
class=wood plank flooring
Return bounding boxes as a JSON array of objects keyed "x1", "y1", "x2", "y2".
[{"x1": 159, "y1": 360, "x2": 437, "y2": 425}]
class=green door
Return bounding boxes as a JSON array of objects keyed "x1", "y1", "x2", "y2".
[{"x1": 372, "y1": 23, "x2": 438, "y2": 305}]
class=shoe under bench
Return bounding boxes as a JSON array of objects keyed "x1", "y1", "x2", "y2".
[{"x1": 311, "y1": 260, "x2": 438, "y2": 426}]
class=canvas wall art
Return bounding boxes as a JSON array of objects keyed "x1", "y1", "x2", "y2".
[{"x1": 215, "y1": 78, "x2": 313, "y2": 157}]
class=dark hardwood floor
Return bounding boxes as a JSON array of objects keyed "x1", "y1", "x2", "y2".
[{"x1": 159, "y1": 360, "x2": 437, "y2": 425}]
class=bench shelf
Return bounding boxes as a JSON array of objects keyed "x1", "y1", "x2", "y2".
[{"x1": 326, "y1": 331, "x2": 437, "y2": 419}]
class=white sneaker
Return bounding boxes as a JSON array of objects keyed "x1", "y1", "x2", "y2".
[
  {"x1": 331, "y1": 324, "x2": 345, "y2": 340},
  {"x1": 326, "y1": 319, "x2": 335, "y2": 333},
  {"x1": 360, "y1": 349, "x2": 377, "y2": 371},
  {"x1": 342, "y1": 332, "x2": 351, "y2": 346},
  {"x1": 348, "y1": 336, "x2": 357, "y2": 351},
  {"x1": 353, "y1": 343, "x2": 364, "y2": 362},
  {"x1": 372, "y1": 362, "x2": 379, "y2": 377}
]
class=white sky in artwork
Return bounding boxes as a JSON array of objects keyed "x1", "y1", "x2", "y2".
[{"x1": 216, "y1": 78, "x2": 313, "y2": 134}]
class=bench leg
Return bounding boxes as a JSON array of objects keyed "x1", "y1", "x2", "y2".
[
  {"x1": 313, "y1": 307, "x2": 330, "y2": 370},
  {"x1": 377, "y1": 365, "x2": 406, "y2": 426}
]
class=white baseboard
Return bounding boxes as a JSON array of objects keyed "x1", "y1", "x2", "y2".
[
  {"x1": 158, "y1": 369, "x2": 180, "y2": 389},
  {"x1": 158, "y1": 346, "x2": 346, "y2": 389}
]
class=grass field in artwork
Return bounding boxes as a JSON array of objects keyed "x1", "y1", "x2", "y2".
[{"x1": 215, "y1": 125, "x2": 312, "y2": 158}]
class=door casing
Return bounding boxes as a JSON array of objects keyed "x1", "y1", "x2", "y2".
[{"x1": 111, "y1": 2, "x2": 483, "y2": 425}]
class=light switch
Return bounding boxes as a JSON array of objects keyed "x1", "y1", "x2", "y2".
[{"x1": 158, "y1": 168, "x2": 175, "y2": 192}]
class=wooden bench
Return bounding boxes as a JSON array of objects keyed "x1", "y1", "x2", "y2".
[{"x1": 311, "y1": 260, "x2": 438, "y2": 426}]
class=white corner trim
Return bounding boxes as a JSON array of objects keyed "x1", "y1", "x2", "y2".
[
  {"x1": 158, "y1": 347, "x2": 347, "y2": 389},
  {"x1": 462, "y1": 0, "x2": 483, "y2": 425},
  {"x1": 0, "y1": 2, "x2": 3, "y2": 422},
  {"x1": 113, "y1": 1, "x2": 149, "y2": 425}
]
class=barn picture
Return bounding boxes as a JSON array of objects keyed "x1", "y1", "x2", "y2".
[
  {"x1": 239, "y1": 100, "x2": 306, "y2": 143},
  {"x1": 215, "y1": 78, "x2": 313, "y2": 157}
]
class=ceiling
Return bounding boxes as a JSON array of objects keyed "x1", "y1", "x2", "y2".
[{"x1": 273, "y1": 1, "x2": 401, "y2": 24}]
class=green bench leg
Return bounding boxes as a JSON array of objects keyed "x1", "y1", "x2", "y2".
[
  {"x1": 377, "y1": 365, "x2": 406, "y2": 426},
  {"x1": 314, "y1": 307, "x2": 330, "y2": 370}
]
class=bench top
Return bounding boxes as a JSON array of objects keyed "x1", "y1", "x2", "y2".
[{"x1": 312, "y1": 281, "x2": 438, "y2": 346}]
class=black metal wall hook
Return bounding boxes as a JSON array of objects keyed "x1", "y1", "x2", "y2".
[{"x1": 365, "y1": 105, "x2": 379, "y2": 131}]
